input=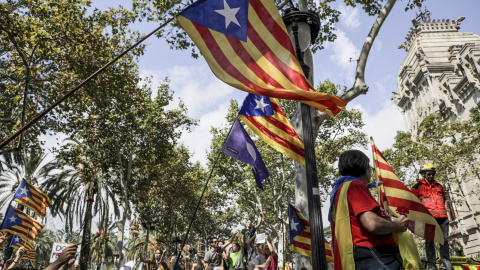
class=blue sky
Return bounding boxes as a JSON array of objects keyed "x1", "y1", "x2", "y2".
[
  {"x1": 86, "y1": 0, "x2": 480, "y2": 164},
  {"x1": 3, "y1": 0, "x2": 476, "y2": 237}
]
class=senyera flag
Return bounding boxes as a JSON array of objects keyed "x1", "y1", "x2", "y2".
[
  {"x1": 370, "y1": 137, "x2": 444, "y2": 244},
  {"x1": 239, "y1": 94, "x2": 305, "y2": 165},
  {"x1": 177, "y1": 0, "x2": 347, "y2": 116}
]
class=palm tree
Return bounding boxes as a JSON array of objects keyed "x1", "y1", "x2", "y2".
[
  {"x1": 34, "y1": 229, "x2": 56, "y2": 266},
  {"x1": 0, "y1": 148, "x2": 59, "y2": 210},
  {"x1": 90, "y1": 221, "x2": 116, "y2": 270},
  {"x1": 40, "y1": 139, "x2": 122, "y2": 270}
]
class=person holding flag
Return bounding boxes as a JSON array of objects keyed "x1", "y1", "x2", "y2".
[{"x1": 329, "y1": 150, "x2": 409, "y2": 270}]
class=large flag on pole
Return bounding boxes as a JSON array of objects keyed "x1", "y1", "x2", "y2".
[
  {"x1": 13, "y1": 179, "x2": 51, "y2": 218},
  {"x1": 176, "y1": 0, "x2": 347, "y2": 116},
  {"x1": 288, "y1": 203, "x2": 333, "y2": 262},
  {"x1": 221, "y1": 119, "x2": 269, "y2": 190},
  {"x1": 370, "y1": 137, "x2": 444, "y2": 244},
  {"x1": 238, "y1": 94, "x2": 305, "y2": 165},
  {"x1": 0, "y1": 206, "x2": 44, "y2": 243}
]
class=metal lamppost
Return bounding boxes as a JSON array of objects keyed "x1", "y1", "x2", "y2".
[
  {"x1": 282, "y1": 8, "x2": 328, "y2": 270},
  {"x1": 141, "y1": 221, "x2": 155, "y2": 270},
  {"x1": 173, "y1": 236, "x2": 182, "y2": 255}
]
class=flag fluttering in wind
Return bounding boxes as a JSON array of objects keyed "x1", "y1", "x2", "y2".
[
  {"x1": 370, "y1": 137, "x2": 444, "y2": 244},
  {"x1": 238, "y1": 94, "x2": 305, "y2": 165},
  {"x1": 13, "y1": 179, "x2": 51, "y2": 218},
  {"x1": 0, "y1": 206, "x2": 44, "y2": 243},
  {"x1": 221, "y1": 119, "x2": 269, "y2": 190},
  {"x1": 10, "y1": 234, "x2": 35, "y2": 250},
  {"x1": 288, "y1": 203, "x2": 333, "y2": 262},
  {"x1": 176, "y1": 0, "x2": 347, "y2": 115}
]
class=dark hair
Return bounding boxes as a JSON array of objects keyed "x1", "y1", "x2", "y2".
[
  {"x1": 338, "y1": 150, "x2": 369, "y2": 177},
  {"x1": 233, "y1": 243, "x2": 241, "y2": 249}
]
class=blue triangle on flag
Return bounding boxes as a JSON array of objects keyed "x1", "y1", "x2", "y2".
[
  {"x1": 238, "y1": 94, "x2": 274, "y2": 117},
  {"x1": 0, "y1": 206, "x2": 22, "y2": 230},
  {"x1": 14, "y1": 178, "x2": 31, "y2": 199},
  {"x1": 179, "y1": 0, "x2": 249, "y2": 41},
  {"x1": 288, "y1": 204, "x2": 306, "y2": 243}
]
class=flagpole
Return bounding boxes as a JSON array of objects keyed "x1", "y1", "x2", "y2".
[
  {"x1": 0, "y1": 17, "x2": 174, "y2": 150},
  {"x1": 172, "y1": 119, "x2": 239, "y2": 270}
]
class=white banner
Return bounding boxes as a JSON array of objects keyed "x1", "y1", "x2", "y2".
[{"x1": 50, "y1": 242, "x2": 81, "y2": 264}]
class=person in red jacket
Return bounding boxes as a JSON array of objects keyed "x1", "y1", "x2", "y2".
[{"x1": 411, "y1": 163, "x2": 450, "y2": 269}]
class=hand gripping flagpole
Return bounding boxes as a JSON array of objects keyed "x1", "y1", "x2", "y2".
[{"x1": 0, "y1": 17, "x2": 174, "y2": 150}]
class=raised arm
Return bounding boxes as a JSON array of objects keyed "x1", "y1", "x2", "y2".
[
  {"x1": 7, "y1": 246, "x2": 25, "y2": 270},
  {"x1": 223, "y1": 231, "x2": 238, "y2": 248},
  {"x1": 45, "y1": 245, "x2": 77, "y2": 270},
  {"x1": 266, "y1": 236, "x2": 275, "y2": 256},
  {"x1": 254, "y1": 212, "x2": 263, "y2": 230},
  {"x1": 138, "y1": 249, "x2": 150, "y2": 264}
]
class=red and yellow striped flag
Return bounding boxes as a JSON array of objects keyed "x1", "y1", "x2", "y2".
[
  {"x1": 288, "y1": 203, "x2": 333, "y2": 262},
  {"x1": 177, "y1": 0, "x2": 347, "y2": 116},
  {"x1": 370, "y1": 137, "x2": 444, "y2": 244},
  {"x1": 13, "y1": 179, "x2": 52, "y2": 218},
  {"x1": 1, "y1": 207, "x2": 44, "y2": 243},
  {"x1": 238, "y1": 94, "x2": 305, "y2": 165}
]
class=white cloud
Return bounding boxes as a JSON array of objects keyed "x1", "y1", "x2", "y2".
[
  {"x1": 339, "y1": 4, "x2": 361, "y2": 29},
  {"x1": 351, "y1": 102, "x2": 405, "y2": 155},
  {"x1": 328, "y1": 30, "x2": 358, "y2": 84},
  {"x1": 140, "y1": 65, "x2": 234, "y2": 118},
  {"x1": 180, "y1": 103, "x2": 230, "y2": 165}
]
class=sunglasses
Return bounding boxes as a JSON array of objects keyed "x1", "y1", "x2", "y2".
[{"x1": 426, "y1": 172, "x2": 436, "y2": 176}]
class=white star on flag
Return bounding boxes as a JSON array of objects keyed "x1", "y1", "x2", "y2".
[
  {"x1": 254, "y1": 97, "x2": 270, "y2": 113},
  {"x1": 13, "y1": 236, "x2": 20, "y2": 243},
  {"x1": 9, "y1": 215, "x2": 17, "y2": 223},
  {"x1": 290, "y1": 219, "x2": 299, "y2": 231},
  {"x1": 215, "y1": 0, "x2": 241, "y2": 28},
  {"x1": 20, "y1": 186, "x2": 29, "y2": 196}
]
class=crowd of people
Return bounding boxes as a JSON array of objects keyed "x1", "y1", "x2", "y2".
[
  {"x1": 135, "y1": 212, "x2": 279, "y2": 270},
  {"x1": 1, "y1": 150, "x2": 452, "y2": 270}
]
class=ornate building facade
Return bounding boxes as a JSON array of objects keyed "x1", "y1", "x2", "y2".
[{"x1": 393, "y1": 17, "x2": 480, "y2": 257}]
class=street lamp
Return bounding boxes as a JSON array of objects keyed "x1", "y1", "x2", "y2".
[
  {"x1": 282, "y1": 8, "x2": 327, "y2": 270},
  {"x1": 173, "y1": 236, "x2": 182, "y2": 255},
  {"x1": 141, "y1": 221, "x2": 155, "y2": 270}
]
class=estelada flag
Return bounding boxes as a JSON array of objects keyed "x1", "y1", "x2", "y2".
[
  {"x1": 288, "y1": 203, "x2": 333, "y2": 262},
  {"x1": 239, "y1": 94, "x2": 305, "y2": 165},
  {"x1": 13, "y1": 179, "x2": 51, "y2": 218},
  {"x1": 0, "y1": 206, "x2": 44, "y2": 243},
  {"x1": 177, "y1": 0, "x2": 347, "y2": 116},
  {"x1": 371, "y1": 137, "x2": 444, "y2": 244}
]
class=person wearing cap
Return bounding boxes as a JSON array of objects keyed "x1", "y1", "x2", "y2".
[
  {"x1": 411, "y1": 163, "x2": 450, "y2": 269},
  {"x1": 329, "y1": 150, "x2": 409, "y2": 270}
]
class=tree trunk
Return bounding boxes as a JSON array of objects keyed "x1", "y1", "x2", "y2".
[
  {"x1": 292, "y1": 0, "x2": 397, "y2": 269},
  {"x1": 80, "y1": 188, "x2": 95, "y2": 270},
  {"x1": 115, "y1": 152, "x2": 132, "y2": 269}
]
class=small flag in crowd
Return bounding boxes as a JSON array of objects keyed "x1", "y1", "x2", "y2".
[
  {"x1": 288, "y1": 203, "x2": 333, "y2": 262},
  {"x1": 176, "y1": 0, "x2": 347, "y2": 115},
  {"x1": 371, "y1": 137, "x2": 444, "y2": 244},
  {"x1": 0, "y1": 206, "x2": 44, "y2": 243},
  {"x1": 221, "y1": 119, "x2": 269, "y2": 190},
  {"x1": 238, "y1": 94, "x2": 305, "y2": 165},
  {"x1": 10, "y1": 234, "x2": 35, "y2": 250},
  {"x1": 13, "y1": 179, "x2": 52, "y2": 218}
]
